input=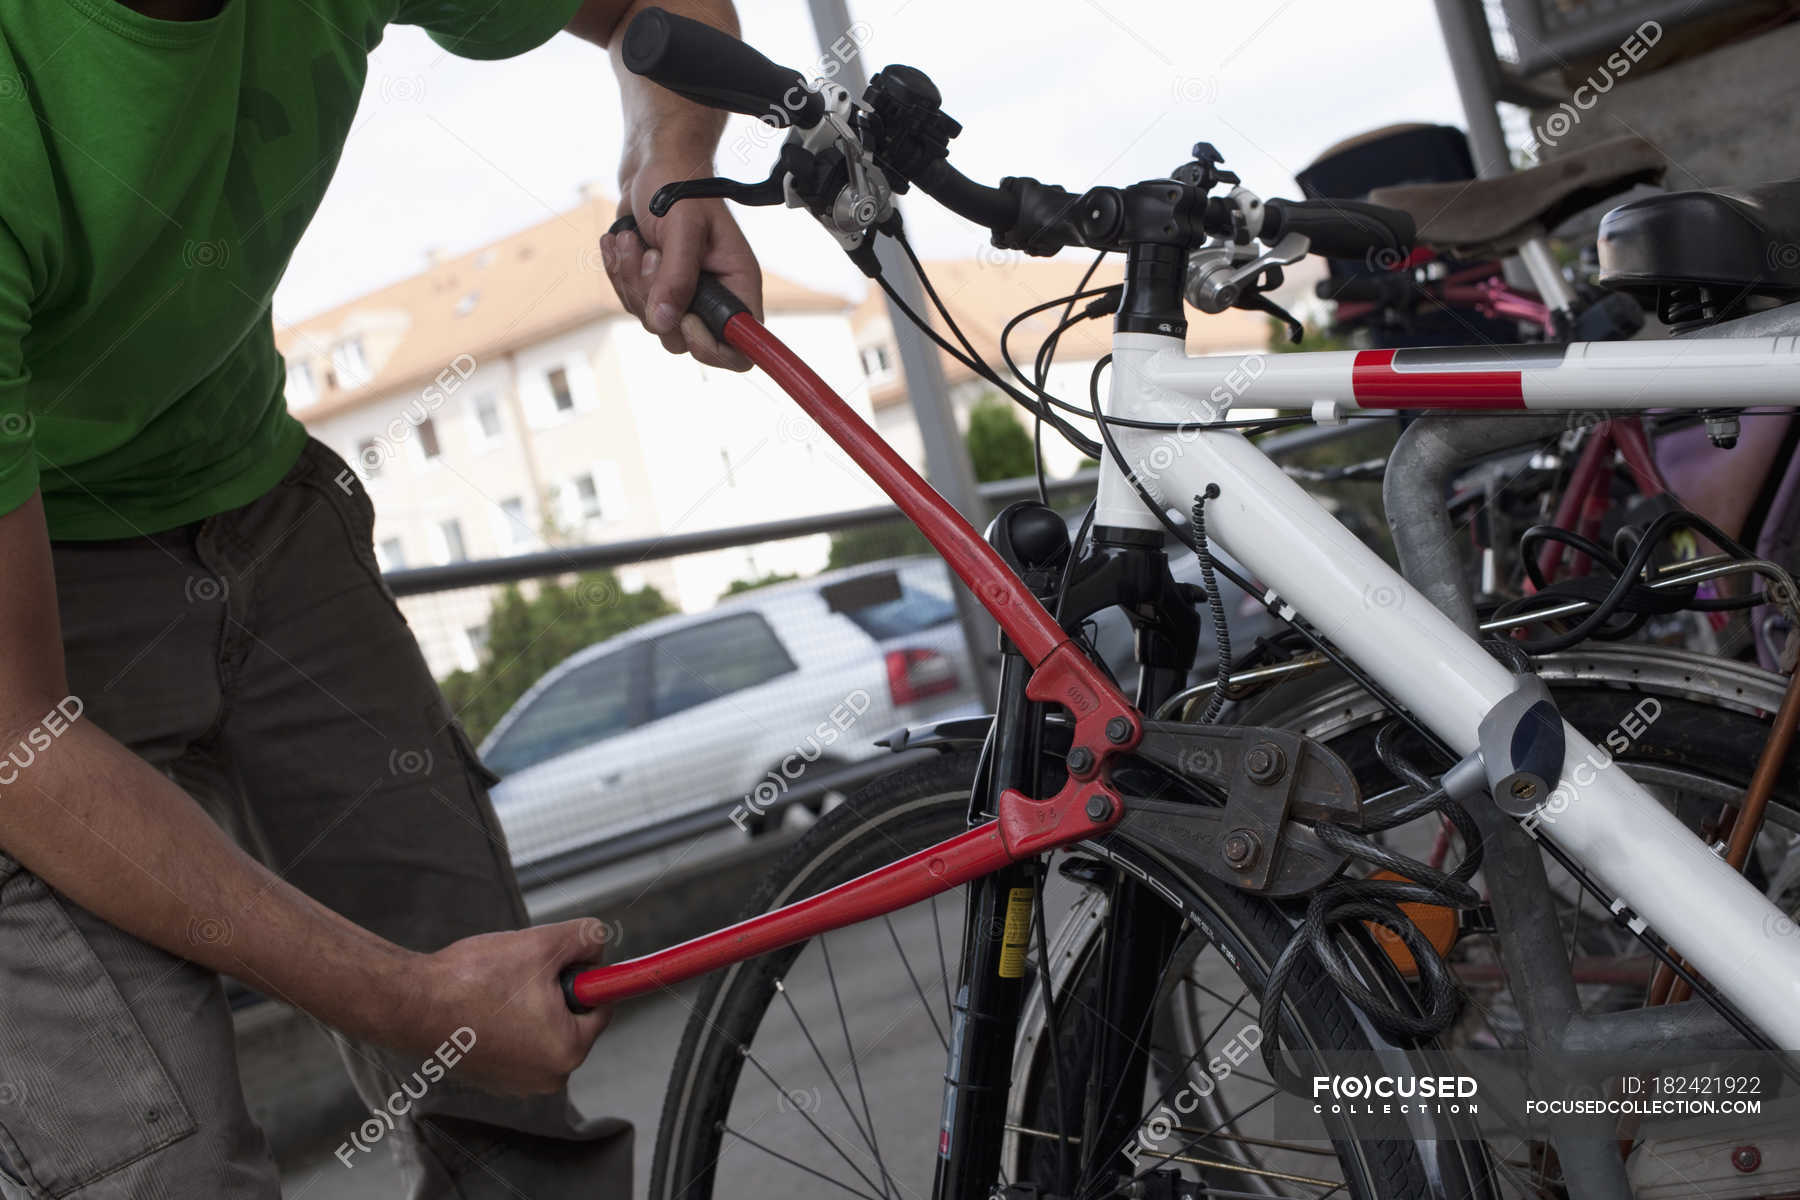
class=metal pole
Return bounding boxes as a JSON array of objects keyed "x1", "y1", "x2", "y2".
[
  {"x1": 1432, "y1": 0, "x2": 1537, "y2": 291},
  {"x1": 806, "y1": 0, "x2": 999, "y2": 699},
  {"x1": 1432, "y1": 0, "x2": 1516, "y2": 179}
]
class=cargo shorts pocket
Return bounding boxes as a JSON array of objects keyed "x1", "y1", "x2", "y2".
[{"x1": 0, "y1": 857, "x2": 196, "y2": 1197}]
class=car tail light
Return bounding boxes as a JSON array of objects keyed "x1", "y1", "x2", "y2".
[{"x1": 886, "y1": 647, "x2": 958, "y2": 705}]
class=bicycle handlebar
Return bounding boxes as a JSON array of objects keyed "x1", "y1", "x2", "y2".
[
  {"x1": 618, "y1": 10, "x2": 1417, "y2": 269},
  {"x1": 622, "y1": 8, "x2": 826, "y2": 130}
]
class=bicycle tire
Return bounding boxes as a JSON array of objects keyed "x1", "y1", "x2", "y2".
[{"x1": 648, "y1": 748, "x2": 1458, "y2": 1199}]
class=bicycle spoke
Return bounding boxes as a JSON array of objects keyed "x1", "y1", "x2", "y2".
[
  {"x1": 1032, "y1": 863, "x2": 1076, "y2": 1189},
  {"x1": 1075, "y1": 935, "x2": 1190, "y2": 1199},
  {"x1": 1130, "y1": 1084, "x2": 1285, "y2": 1182},
  {"x1": 1169, "y1": 1128, "x2": 1339, "y2": 1159},
  {"x1": 1073, "y1": 948, "x2": 1253, "y2": 1186},
  {"x1": 819, "y1": 934, "x2": 895, "y2": 1199},
  {"x1": 1198, "y1": 989, "x2": 1252, "y2": 1051},
  {"x1": 772, "y1": 976, "x2": 887, "y2": 1188},
  {"x1": 736, "y1": 1043, "x2": 892, "y2": 1197},
  {"x1": 884, "y1": 913, "x2": 949, "y2": 1051},
  {"x1": 930, "y1": 894, "x2": 952, "y2": 1017},
  {"x1": 721, "y1": 1124, "x2": 887, "y2": 1200}
]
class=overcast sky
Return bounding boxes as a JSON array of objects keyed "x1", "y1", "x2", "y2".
[{"x1": 273, "y1": 0, "x2": 1471, "y2": 325}]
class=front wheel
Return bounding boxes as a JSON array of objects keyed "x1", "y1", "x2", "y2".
[{"x1": 649, "y1": 749, "x2": 1474, "y2": 1199}]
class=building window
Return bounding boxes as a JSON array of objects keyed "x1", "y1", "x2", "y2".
[
  {"x1": 860, "y1": 344, "x2": 893, "y2": 379},
  {"x1": 459, "y1": 623, "x2": 489, "y2": 671},
  {"x1": 498, "y1": 497, "x2": 534, "y2": 551},
  {"x1": 470, "y1": 393, "x2": 503, "y2": 445},
  {"x1": 546, "y1": 366, "x2": 575, "y2": 413},
  {"x1": 572, "y1": 473, "x2": 601, "y2": 519},
  {"x1": 376, "y1": 537, "x2": 405, "y2": 571},
  {"x1": 416, "y1": 417, "x2": 441, "y2": 461},
  {"x1": 286, "y1": 361, "x2": 316, "y2": 409},
  {"x1": 356, "y1": 437, "x2": 383, "y2": 476},
  {"x1": 436, "y1": 518, "x2": 468, "y2": 564},
  {"x1": 332, "y1": 337, "x2": 371, "y2": 390}
]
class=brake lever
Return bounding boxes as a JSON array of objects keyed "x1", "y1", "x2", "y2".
[
  {"x1": 648, "y1": 157, "x2": 794, "y2": 216},
  {"x1": 1239, "y1": 292, "x2": 1304, "y2": 345}
]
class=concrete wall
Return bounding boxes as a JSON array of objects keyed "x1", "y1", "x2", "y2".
[{"x1": 1530, "y1": 19, "x2": 1800, "y2": 191}]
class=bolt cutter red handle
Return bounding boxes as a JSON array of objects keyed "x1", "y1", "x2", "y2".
[{"x1": 563, "y1": 292, "x2": 1140, "y2": 1011}]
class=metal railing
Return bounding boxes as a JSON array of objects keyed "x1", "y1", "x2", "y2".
[
  {"x1": 384, "y1": 469, "x2": 1102, "y2": 597},
  {"x1": 388, "y1": 423, "x2": 1389, "y2": 896}
]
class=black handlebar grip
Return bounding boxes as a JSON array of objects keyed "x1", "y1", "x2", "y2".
[
  {"x1": 622, "y1": 7, "x2": 826, "y2": 130},
  {"x1": 1265, "y1": 199, "x2": 1416, "y2": 262},
  {"x1": 561, "y1": 964, "x2": 596, "y2": 1014}
]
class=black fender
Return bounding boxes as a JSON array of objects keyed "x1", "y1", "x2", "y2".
[
  {"x1": 876, "y1": 714, "x2": 1077, "y2": 756},
  {"x1": 875, "y1": 715, "x2": 994, "y2": 754}
]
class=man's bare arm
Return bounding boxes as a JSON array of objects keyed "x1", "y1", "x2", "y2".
[
  {"x1": 0, "y1": 495, "x2": 609, "y2": 1094},
  {"x1": 570, "y1": 0, "x2": 763, "y2": 370}
]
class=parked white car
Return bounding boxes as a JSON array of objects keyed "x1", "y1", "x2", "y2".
[{"x1": 480, "y1": 558, "x2": 980, "y2": 871}]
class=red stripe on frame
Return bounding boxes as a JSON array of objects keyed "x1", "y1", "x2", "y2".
[{"x1": 1351, "y1": 348, "x2": 1525, "y2": 409}]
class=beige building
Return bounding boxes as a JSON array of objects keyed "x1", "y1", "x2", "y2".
[
  {"x1": 279, "y1": 201, "x2": 1285, "y2": 681},
  {"x1": 278, "y1": 192, "x2": 869, "y2": 678}
]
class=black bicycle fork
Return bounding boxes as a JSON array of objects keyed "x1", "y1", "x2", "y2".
[{"x1": 933, "y1": 510, "x2": 1196, "y2": 1200}]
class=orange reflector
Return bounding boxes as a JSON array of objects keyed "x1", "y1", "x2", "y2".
[{"x1": 1364, "y1": 869, "x2": 1459, "y2": 978}]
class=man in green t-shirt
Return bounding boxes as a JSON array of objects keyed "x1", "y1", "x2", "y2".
[{"x1": 0, "y1": 1, "x2": 759, "y2": 1194}]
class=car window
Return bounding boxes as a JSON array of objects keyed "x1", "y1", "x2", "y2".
[
  {"x1": 649, "y1": 613, "x2": 795, "y2": 720},
  {"x1": 838, "y1": 583, "x2": 957, "y2": 641},
  {"x1": 484, "y1": 650, "x2": 635, "y2": 776}
]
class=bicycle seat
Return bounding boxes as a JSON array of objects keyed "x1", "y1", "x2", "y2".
[
  {"x1": 1367, "y1": 135, "x2": 1666, "y2": 257},
  {"x1": 1595, "y1": 180, "x2": 1800, "y2": 307}
]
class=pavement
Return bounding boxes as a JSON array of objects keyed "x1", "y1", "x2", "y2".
[
  {"x1": 275, "y1": 904, "x2": 952, "y2": 1199},
  {"x1": 279, "y1": 976, "x2": 704, "y2": 1199}
]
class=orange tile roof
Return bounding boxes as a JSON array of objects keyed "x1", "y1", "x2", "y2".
[
  {"x1": 277, "y1": 192, "x2": 851, "y2": 420},
  {"x1": 851, "y1": 255, "x2": 1279, "y2": 408}
]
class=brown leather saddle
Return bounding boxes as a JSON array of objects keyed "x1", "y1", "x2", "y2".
[{"x1": 1367, "y1": 134, "x2": 1667, "y2": 257}]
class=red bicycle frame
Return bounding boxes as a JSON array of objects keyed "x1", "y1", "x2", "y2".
[
  {"x1": 1533, "y1": 416, "x2": 1667, "y2": 583},
  {"x1": 565, "y1": 313, "x2": 1143, "y2": 1008},
  {"x1": 1332, "y1": 256, "x2": 1553, "y2": 333}
]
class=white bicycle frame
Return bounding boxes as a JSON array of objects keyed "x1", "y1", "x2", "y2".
[{"x1": 1097, "y1": 330, "x2": 1800, "y2": 1049}]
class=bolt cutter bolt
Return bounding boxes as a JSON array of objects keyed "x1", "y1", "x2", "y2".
[
  {"x1": 1221, "y1": 828, "x2": 1261, "y2": 868},
  {"x1": 1085, "y1": 794, "x2": 1115, "y2": 823},
  {"x1": 1067, "y1": 746, "x2": 1095, "y2": 774},
  {"x1": 1105, "y1": 716, "x2": 1133, "y2": 744},
  {"x1": 1244, "y1": 742, "x2": 1287, "y2": 784}
]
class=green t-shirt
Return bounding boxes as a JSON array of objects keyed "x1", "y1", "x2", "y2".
[{"x1": 0, "y1": 0, "x2": 583, "y2": 539}]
